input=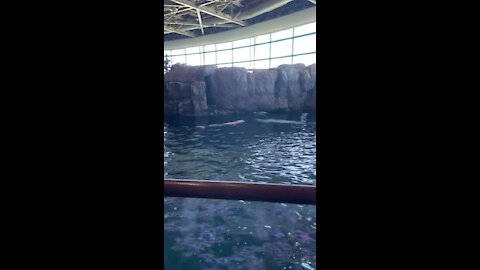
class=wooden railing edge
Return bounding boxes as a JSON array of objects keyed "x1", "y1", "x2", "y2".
[{"x1": 164, "y1": 179, "x2": 316, "y2": 205}]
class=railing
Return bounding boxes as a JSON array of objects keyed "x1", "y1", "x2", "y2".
[{"x1": 164, "y1": 179, "x2": 316, "y2": 205}]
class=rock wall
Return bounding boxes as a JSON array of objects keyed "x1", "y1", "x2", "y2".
[
  {"x1": 164, "y1": 81, "x2": 208, "y2": 116},
  {"x1": 164, "y1": 63, "x2": 316, "y2": 116}
]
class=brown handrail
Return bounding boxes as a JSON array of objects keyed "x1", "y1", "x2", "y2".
[{"x1": 164, "y1": 179, "x2": 316, "y2": 205}]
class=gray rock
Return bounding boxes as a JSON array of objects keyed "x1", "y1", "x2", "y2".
[
  {"x1": 251, "y1": 69, "x2": 279, "y2": 111},
  {"x1": 275, "y1": 64, "x2": 308, "y2": 111},
  {"x1": 163, "y1": 63, "x2": 316, "y2": 115},
  {"x1": 164, "y1": 81, "x2": 208, "y2": 116},
  {"x1": 305, "y1": 64, "x2": 316, "y2": 112},
  {"x1": 207, "y1": 67, "x2": 255, "y2": 111},
  {"x1": 165, "y1": 64, "x2": 217, "y2": 83}
]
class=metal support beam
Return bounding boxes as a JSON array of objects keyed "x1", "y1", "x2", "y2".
[
  {"x1": 166, "y1": 0, "x2": 221, "y2": 18},
  {"x1": 164, "y1": 4, "x2": 184, "y2": 8},
  {"x1": 170, "y1": 0, "x2": 245, "y2": 26},
  {"x1": 197, "y1": 10, "x2": 204, "y2": 35},
  {"x1": 307, "y1": 0, "x2": 316, "y2": 4},
  {"x1": 165, "y1": 21, "x2": 236, "y2": 28},
  {"x1": 163, "y1": 25, "x2": 195, "y2": 37}
]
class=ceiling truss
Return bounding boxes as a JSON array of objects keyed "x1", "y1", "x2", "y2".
[{"x1": 164, "y1": 0, "x2": 315, "y2": 38}]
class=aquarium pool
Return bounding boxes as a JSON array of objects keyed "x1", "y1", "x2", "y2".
[{"x1": 164, "y1": 113, "x2": 316, "y2": 270}]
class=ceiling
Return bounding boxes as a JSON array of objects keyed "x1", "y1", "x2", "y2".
[{"x1": 164, "y1": 0, "x2": 316, "y2": 41}]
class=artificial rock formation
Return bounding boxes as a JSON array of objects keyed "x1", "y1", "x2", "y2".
[
  {"x1": 164, "y1": 63, "x2": 316, "y2": 116},
  {"x1": 164, "y1": 81, "x2": 208, "y2": 116}
]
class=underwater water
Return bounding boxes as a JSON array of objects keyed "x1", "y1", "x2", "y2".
[{"x1": 164, "y1": 112, "x2": 316, "y2": 270}]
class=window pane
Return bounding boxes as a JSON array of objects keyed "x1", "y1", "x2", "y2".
[
  {"x1": 233, "y1": 47, "x2": 250, "y2": 62},
  {"x1": 254, "y1": 44, "x2": 269, "y2": 60},
  {"x1": 270, "y1": 56, "x2": 292, "y2": 68},
  {"x1": 293, "y1": 53, "x2": 316, "y2": 66},
  {"x1": 171, "y1": 49, "x2": 185, "y2": 56},
  {"x1": 255, "y1": 34, "x2": 270, "y2": 44},
  {"x1": 204, "y1": 44, "x2": 216, "y2": 52},
  {"x1": 271, "y1": 39, "x2": 292, "y2": 58},
  {"x1": 253, "y1": 60, "x2": 269, "y2": 69},
  {"x1": 294, "y1": 22, "x2": 316, "y2": 36},
  {"x1": 186, "y1": 53, "x2": 201, "y2": 66},
  {"x1": 293, "y1": 34, "x2": 316, "y2": 55},
  {"x1": 165, "y1": 22, "x2": 317, "y2": 69},
  {"x1": 216, "y1": 50, "x2": 232, "y2": 64},
  {"x1": 233, "y1": 38, "x2": 250, "y2": 48},
  {"x1": 232, "y1": 61, "x2": 251, "y2": 70},
  {"x1": 216, "y1": 42, "x2": 232, "y2": 50},
  {"x1": 171, "y1": 55, "x2": 186, "y2": 64},
  {"x1": 204, "y1": 52, "x2": 216, "y2": 65},
  {"x1": 271, "y1": 28, "x2": 292, "y2": 41},
  {"x1": 186, "y1": 47, "x2": 200, "y2": 54}
]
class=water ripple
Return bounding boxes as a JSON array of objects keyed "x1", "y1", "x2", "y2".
[
  {"x1": 164, "y1": 116, "x2": 316, "y2": 185},
  {"x1": 164, "y1": 114, "x2": 316, "y2": 270}
]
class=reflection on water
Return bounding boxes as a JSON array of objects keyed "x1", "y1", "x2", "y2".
[{"x1": 164, "y1": 113, "x2": 316, "y2": 270}]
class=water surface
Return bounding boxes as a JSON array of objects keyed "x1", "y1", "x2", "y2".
[{"x1": 164, "y1": 113, "x2": 316, "y2": 270}]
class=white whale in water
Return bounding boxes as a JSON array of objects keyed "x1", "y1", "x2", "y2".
[
  {"x1": 196, "y1": 120, "x2": 245, "y2": 129},
  {"x1": 254, "y1": 118, "x2": 305, "y2": 124}
]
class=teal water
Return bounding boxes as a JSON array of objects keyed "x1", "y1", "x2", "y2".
[{"x1": 164, "y1": 113, "x2": 316, "y2": 270}]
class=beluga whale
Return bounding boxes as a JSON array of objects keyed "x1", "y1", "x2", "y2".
[
  {"x1": 196, "y1": 120, "x2": 245, "y2": 129},
  {"x1": 254, "y1": 118, "x2": 304, "y2": 124},
  {"x1": 255, "y1": 113, "x2": 309, "y2": 125}
]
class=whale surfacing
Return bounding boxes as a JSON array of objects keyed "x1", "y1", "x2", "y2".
[
  {"x1": 208, "y1": 120, "x2": 245, "y2": 127},
  {"x1": 196, "y1": 120, "x2": 245, "y2": 129},
  {"x1": 254, "y1": 118, "x2": 304, "y2": 125}
]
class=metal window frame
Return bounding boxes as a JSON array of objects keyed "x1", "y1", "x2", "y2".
[{"x1": 164, "y1": 28, "x2": 316, "y2": 69}]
